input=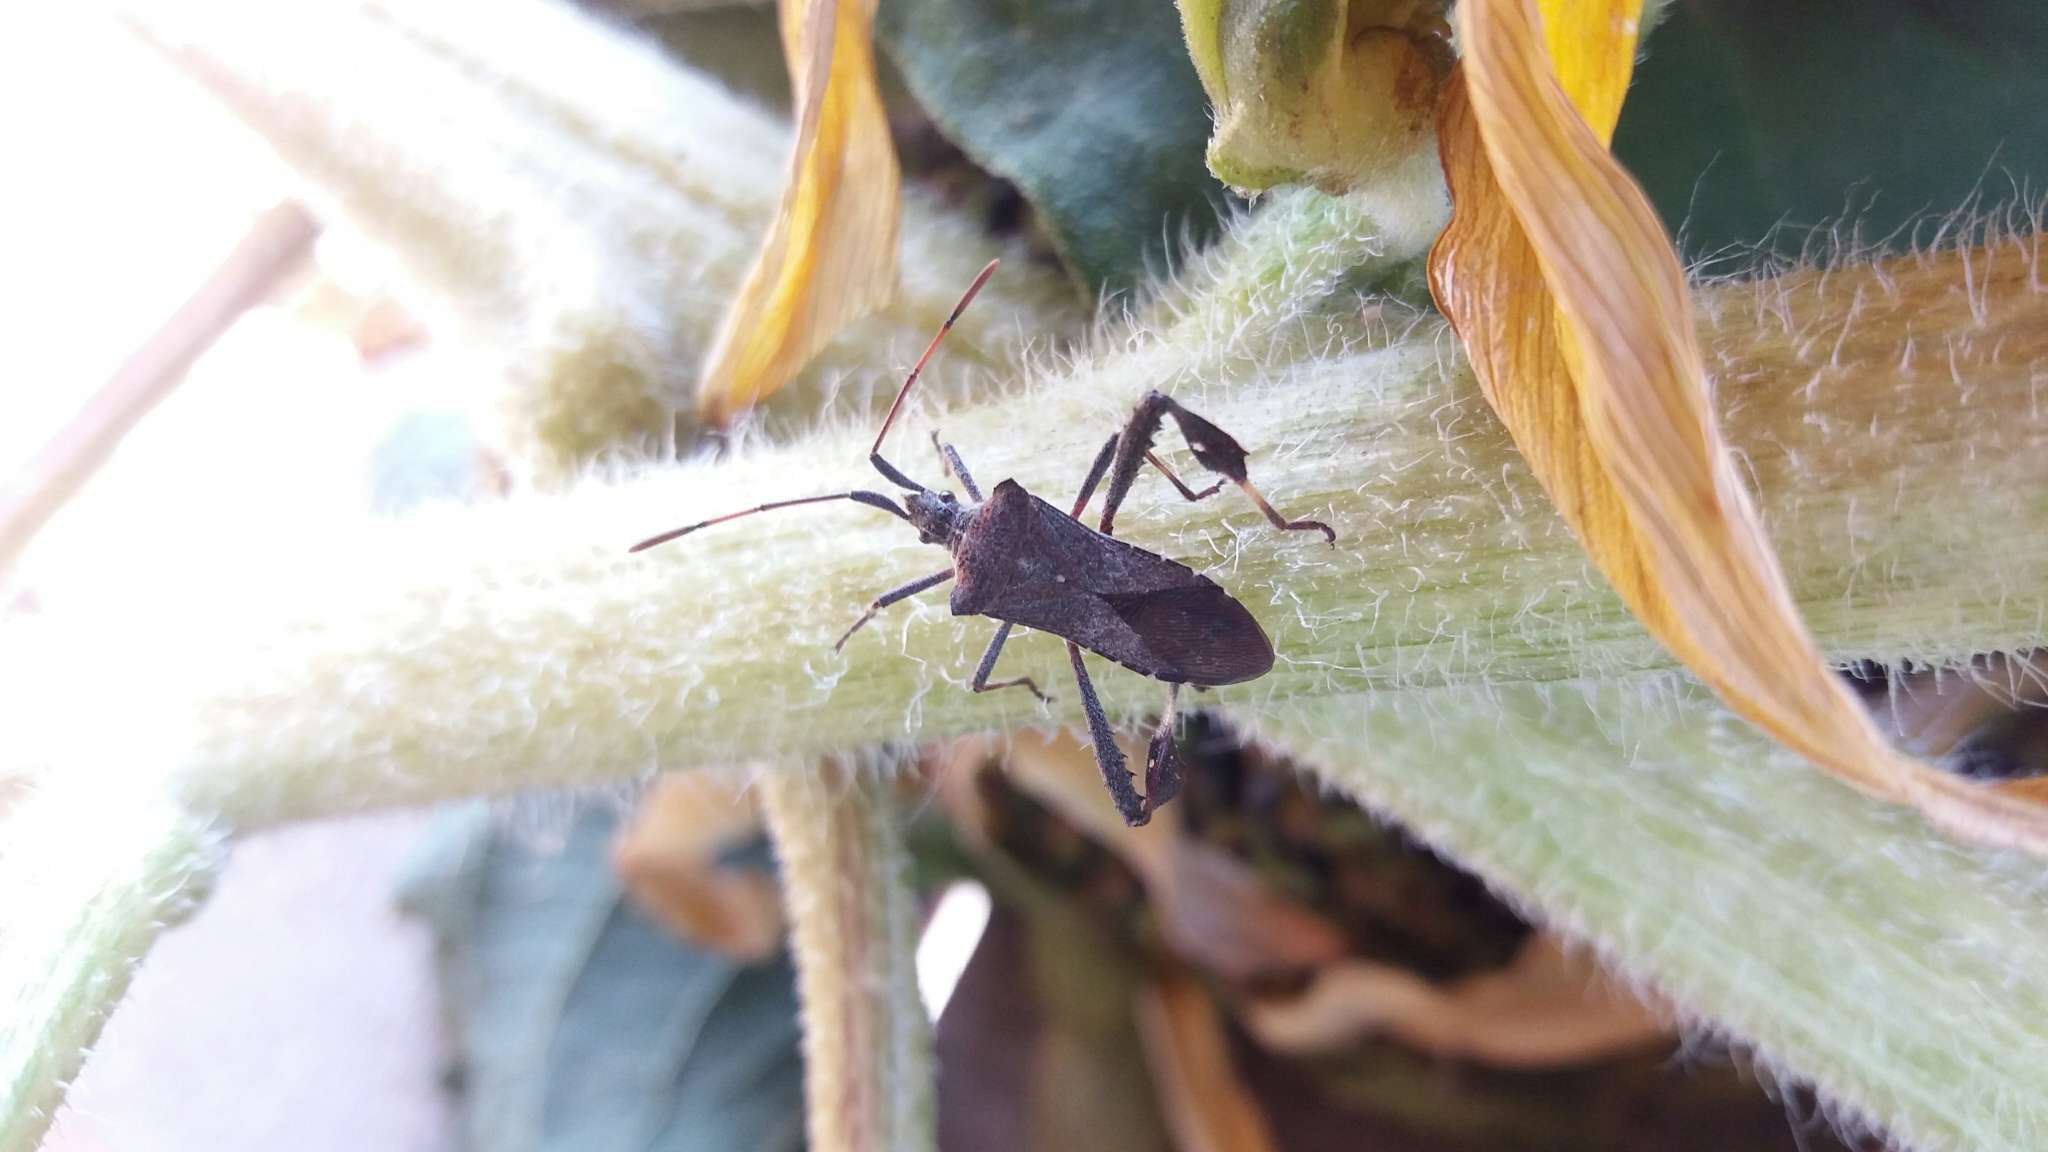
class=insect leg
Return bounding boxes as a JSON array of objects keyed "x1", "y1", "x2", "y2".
[
  {"x1": 1143, "y1": 451, "x2": 1224, "y2": 503},
  {"x1": 930, "y1": 432, "x2": 983, "y2": 501},
  {"x1": 1095, "y1": 391, "x2": 1170, "y2": 535},
  {"x1": 833, "y1": 569, "x2": 955, "y2": 652},
  {"x1": 1228, "y1": 478, "x2": 1334, "y2": 542},
  {"x1": 1142, "y1": 682, "x2": 1184, "y2": 817},
  {"x1": 1068, "y1": 434, "x2": 1118, "y2": 519},
  {"x1": 1066, "y1": 641, "x2": 1147, "y2": 826},
  {"x1": 1096, "y1": 390, "x2": 1335, "y2": 544},
  {"x1": 970, "y1": 621, "x2": 1048, "y2": 701}
]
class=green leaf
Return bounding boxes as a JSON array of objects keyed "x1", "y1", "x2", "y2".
[
  {"x1": 398, "y1": 803, "x2": 805, "y2": 1152},
  {"x1": 1616, "y1": 2, "x2": 2048, "y2": 258},
  {"x1": 875, "y1": 0, "x2": 1227, "y2": 295}
]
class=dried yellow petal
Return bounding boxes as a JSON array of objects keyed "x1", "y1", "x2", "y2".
[
  {"x1": 1532, "y1": 0, "x2": 1638, "y2": 141},
  {"x1": 1430, "y1": 0, "x2": 2048, "y2": 851},
  {"x1": 696, "y1": 0, "x2": 900, "y2": 426}
]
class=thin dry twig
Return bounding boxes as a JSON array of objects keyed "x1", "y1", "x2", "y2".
[{"x1": 0, "y1": 200, "x2": 320, "y2": 574}]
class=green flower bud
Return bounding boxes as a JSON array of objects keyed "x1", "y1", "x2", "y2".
[{"x1": 1178, "y1": 0, "x2": 1454, "y2": 193}]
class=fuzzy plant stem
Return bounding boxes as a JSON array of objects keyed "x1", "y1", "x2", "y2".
[
  {"x1": 0, "y1": 783, "x2": 225, "y2": 1152},
  {"x1": 9, "y1": 218, "x2": 2038, "y2": 824},
  {"x1": 118, "y1": 0, "x2": 1081, "y2": 480},
  {"x1": 759, "y1": 765, "x2": 932, "y2": 1152},
  {"x1": 1261, "y1": 677, "x2": 2048, "y2": 1152}
]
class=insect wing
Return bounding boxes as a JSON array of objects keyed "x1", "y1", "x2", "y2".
[
  {"x1": 1105, "y1": 584, "x2": 1273, "y2": 685},
  {"x1": 954, "y1": 483, "x2": 1275, "y2": 685}
]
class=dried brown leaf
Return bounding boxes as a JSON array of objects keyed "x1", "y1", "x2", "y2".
[
  {"x1": 1242, "y1": 933, "x2": 1669, "y2": 1068},
  {"x1": 938, "y1": 731, "x2": 1346, "y2": 981},
  {"x1": 612, "y1": 774, "x2": 784, "y2": 961}
]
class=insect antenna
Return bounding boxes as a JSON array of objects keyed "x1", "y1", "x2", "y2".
[
  {"x1": 869, "y1": 454, "x2": 925, "y2": 492},
  {"x1": 868, "y1": 258, "x2": 1000, "y2": 482},
  {"x1": 628, "y1": 490, "x2": 907, "y2": 553}
]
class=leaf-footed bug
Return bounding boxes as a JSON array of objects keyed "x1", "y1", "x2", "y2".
[{"x1": 632, "y1": 260, "x2": 1334, "y2": 826}]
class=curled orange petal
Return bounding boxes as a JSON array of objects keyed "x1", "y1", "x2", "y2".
[
  {"x1": 1430, "y1": 0, "x2": 2048, "y2": 851},
  {"x1": 697, "y1": 0, "x2": 900, "y2": 426}
]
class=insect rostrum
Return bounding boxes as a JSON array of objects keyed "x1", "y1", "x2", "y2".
[{"x1": 633, "y1": 261, "x2": 1333, "y2": 826}]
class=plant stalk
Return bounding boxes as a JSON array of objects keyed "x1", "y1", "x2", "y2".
[
  {"x1": 0, "y1": 784, "x2": 224, "y2": 1152},
  {"x1": 6, "y1": 230, "x2": 2036, "y2": 826},
  {"x1": 760, "y1": 764, "x2": 933, "y2": 1152}
]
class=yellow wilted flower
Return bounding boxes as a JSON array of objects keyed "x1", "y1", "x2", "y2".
[
  {"x1": 696, "y1": 0, "x2": 900, "y2": 426},
  {"x1": 1427, "y1": 0, "x2": 2048, "y2": 852}
]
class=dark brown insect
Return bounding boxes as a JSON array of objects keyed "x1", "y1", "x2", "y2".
[{"x1": 632, "y1": 260, "x2": 1333, "y2": 825}]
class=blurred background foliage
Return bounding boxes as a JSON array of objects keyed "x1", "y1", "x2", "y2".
[
  {"x1": 1616, "y1": 0, "x2": 2048, "y2": 263},
  {"x1": 398, "y1": 806, "x2": 805, "y2": 1152}
]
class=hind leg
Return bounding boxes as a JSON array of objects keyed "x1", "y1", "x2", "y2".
[
  {"x1": 1143, "y1": 683, "x2": 1184, "y2": 812},
  {"x1": 1096, "y1": 391, "x2": 1334, "y2": 544},
  {"x1": 1065, "y1": 641, "x2": 1147, "y2": 825}
]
